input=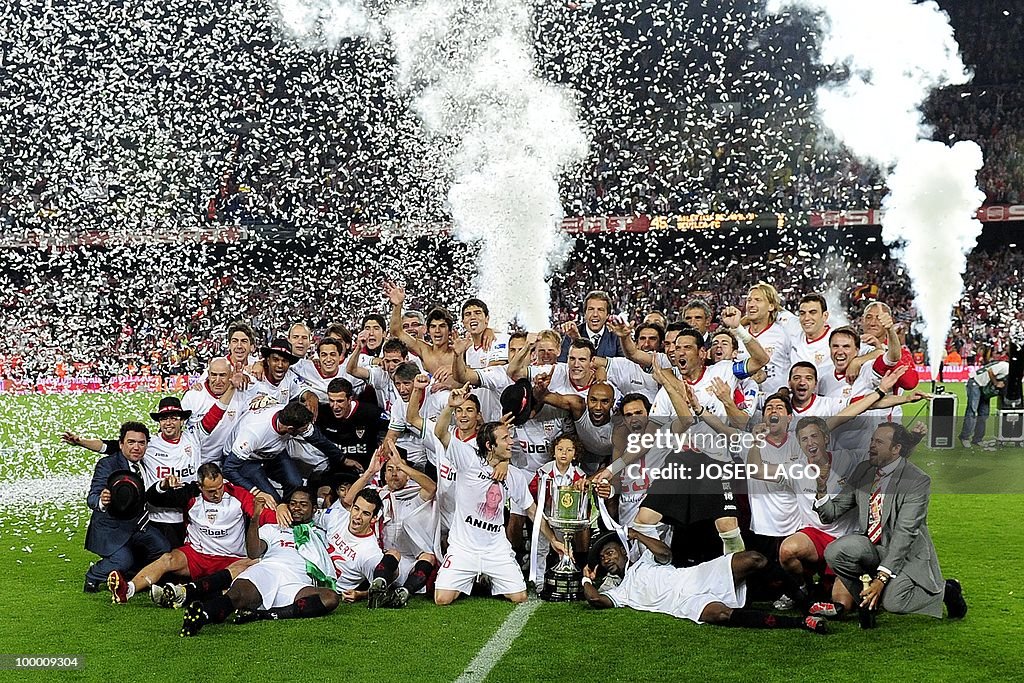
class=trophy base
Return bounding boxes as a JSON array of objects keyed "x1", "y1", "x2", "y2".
[{"x1": 541, "y1": 568, "x2": 583, "y2": 602}]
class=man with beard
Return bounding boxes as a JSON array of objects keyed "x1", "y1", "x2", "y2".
[
  {"x1": 812, "y1": 423, "x2": 967, "y2": 620},
  {"x1": 315, "y1": 378, "x2": 388, "y2": 470},
  {"x1": 582, "y1": 528, "x2": 828, "y2": 633},
  {"x1": 736, "y1": 282, "x2": 793, "y2": 395},
  {"x1": 179, "y1": 489, "x2": 341, "y2": 635}
]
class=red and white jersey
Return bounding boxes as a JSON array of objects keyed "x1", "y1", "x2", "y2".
[
  {"x1": 604, "y1": 357, "x2": 659, "y2": 402},
  {"x1": 783, "y1": 449, "x2": 862, "y2": 537},
  {"x1": 512, "y1": 404, "x2": 570, "y2": 472},
  {"x1": 817, "y1": 363, "x2": 875, "y2": 402},
  {"x1": 143, "y1": 407, "x2": 226, "y2": 523},
  {"x1": 184, "y1": 483, "x2": 268, "y2": 557},
  {"x1": 446, "y1": 445, "x2": 533, "y2": 553},
  {"x1": 257, "y1": 524, "x2": 313, "y2": 580},
  {"x1": 737, "y1": 321, "x2": 792, "y2": 395},
  {"x1": 230, "y1": 404, "x2": 292, "y2": 461},
  {"x1": 181, "y1": 382, "x2": 246, "y2": 464},
  {"x1": 529, "y1": 460, "x2": 586, "y2": 498},
  {"x1": 465, "y1": 333, "x2": 510, "y2": 369},
  {"x1": 744, "y1": 434, "x2": 802, "y2": 537},
  {"x1": 290, "y1": 358, "x2": 365, "y2": 402},
  {"x1": 369, "y1": 367, "x2": 404, "y2": 423},
  {"x1": 377, "y1": 483, "x2": 435, "y2": 558},
  {"x1": 791, "y1": 325, "x2": 834, "y2": 378},
  {"x1": 317, "y1": 503, "x2": 383, "y2": 591},
  {"x1": 528, "y1": 363, "x2": 593, "y2": 400},
  {"x1": 790, "y1": 394, "x2": 849, "y2": 431}
]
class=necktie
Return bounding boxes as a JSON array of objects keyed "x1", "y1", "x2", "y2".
[
  {"x1": 866, "y1": 469, "x2": 884, "y2": 544},
  {"x1": 130, "y1": 461, "x2": 150, "y2": 529},
  {"x1": 591, "y1": 333, "x2": 601, "y2": 347}
]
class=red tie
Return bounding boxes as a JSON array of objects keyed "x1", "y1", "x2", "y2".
[{"x1": 866, "y1": 469, "x2": 884, "y2": 544}]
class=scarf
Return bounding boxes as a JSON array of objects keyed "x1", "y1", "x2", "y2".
[{"x1": 291, "y1": 523, "x2": 337, "y2": 591}]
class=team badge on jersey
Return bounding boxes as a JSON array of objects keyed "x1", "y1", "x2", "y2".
[
  {"x1": 206, "y1": 508, "x2": 219, "y2": 523},
  {"x1": 356, "y1": 429, "x2": 365, "y2": 438}
]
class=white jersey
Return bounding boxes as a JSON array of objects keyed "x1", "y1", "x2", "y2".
[
  {"x1": 600, "y1": 550, "x2": 745, "y2": 623},
  {"x1": 230, "y1": 404, "x2": 291, "y2": 461},
  {"x1": 737, "y1": 321, "x2": 792, "y2": 395},
  {"x1": 651, "y1": 363, "x2": 738, "y2": 463},
  {"x1": 791, "y1": 326, "x2": 835, "y2": 378},
  {"x1": 817, "y1": 363, "x2": 875, "y2": 402},
  {"x1": 476, "y1": 366, "x2": 514, "y2": 395},
  {"x1": 378, "y1": 483, "x2": 435, "y2": 558},
  {"x1": 421, "y1": 421, "x2": 477, "y2": 531},
  {"x1": 143, "y1": 432, "x2": 203, "y2": 524},
  {"x1": 465, "y1": 333, "x2": 510, "y2": 369},
  {"x1": 183, "y1": 483, "x2": 255, "y2": 557},
  {"x1": 617, "y1": 444, "x2": 671, "y2": 528},
  {"x1": 528, "y1": 363, "x2": 594, "y2": 399},
  {"x1": 604, "y1": 357, "x2": 660, "y2": 402},
  {"x1": 783, "y1": 449, "x2": 862, "y2": 537},
  {"x1": 446, "y1": 444, "x2": 533, "y2": 553},
  {"x1": 790, "y1": 394, "x2": 849, "y2": 431},
  {"x1": 290, "y1": 359, "x2": 365, "y2": 402},
  {"x1": 181, "y1": 382, "x2": 246, "y2": 464},
  {"x1": 512, "y1": 404, "x2": 570, "y2": 472},
  {"x1": 247, "y1": 370, "x2": 306, "y2": 407},
  {"x1": 574, "y1": 412, "x2": 613, "y2": 466},
  {"x1": 257, "y1": 524, "x2": 312, "y2": 579},
  {"x1": 316, "y1": 503, "x2": 382, "y2": 591},
  {"x1": 386, "y1": 381, "x2": 451, "y2": 468},
  {"x1": 744, "y1": 434, "x2": 802, "y2": 537}
]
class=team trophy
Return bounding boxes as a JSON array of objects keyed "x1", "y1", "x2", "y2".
[{"x1": 540, "y1": 480, "x2": 593, "y2": 602}]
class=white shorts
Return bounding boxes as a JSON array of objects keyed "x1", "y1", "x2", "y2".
[
  {"x1": 675, "y1": 553, "x2": 746, "y2": 624},
  {"x1": 435, "y1": 543, "x2": 526, "y2": 597},
  {"x1": 237, "y1": 562, "x2": 313, "y2": 610}
]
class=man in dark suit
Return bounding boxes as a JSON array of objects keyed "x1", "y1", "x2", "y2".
[
  {"x1": 813, "y1": 422, "x2": 967, "y2": 620},
  {"x1": 84, "y1": 422, "x2": 170, "y2": 593},
  {"x1": 558, "y1": 290, "x2": 623, "y2": 361}
]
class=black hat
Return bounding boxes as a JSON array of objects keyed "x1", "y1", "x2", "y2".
[
  {"x1": 260, "y1": 337, "x2": 300, "y2": 364},
  {"x1": 149, "y1": 396, "x2": 193, "y2": 421},
  {"x1": 587, "y1": 530, "x2": 625, "y2": 570},
  {"x1": 500, "y1": 379, "x2": 536, "y2": 427},
  {"x1": 106, "y1": 470, "x2": 146, "y2": 520}
]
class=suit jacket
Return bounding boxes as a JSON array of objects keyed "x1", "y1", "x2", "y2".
[
  {"x1": 558, "y1": 328, "x2": 623, "y2": 362},
  {"x1": 817, "y1": 458, "x2": 943, "y2": 594},
  {"x1": 84, "y1": 452, "x2": 149, "y2": 556}
]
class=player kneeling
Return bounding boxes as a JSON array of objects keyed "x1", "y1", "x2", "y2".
[
  {"x1": 582, "y1": 528, "x2": 828, "y2": 634},
  {"x1": 180, "y1": 489, "x2": 340, "y2": 636}
]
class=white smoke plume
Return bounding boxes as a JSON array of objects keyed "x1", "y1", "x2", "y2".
[
  {"x1": 768, "y1": 0, "x2": 984, "y2": 374},
  {"x1": 275, "y1": 0, "x2": 383, "y2": 47},
  {"x1": 275, "y1": 0, "x2": 588, "y2": 329}
]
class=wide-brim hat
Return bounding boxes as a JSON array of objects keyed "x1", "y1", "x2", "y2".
[
  {"x1": 500, "y1": 378, "x2": 536, "y2": 427},
  {"x1": 106, "y1": 470, "x2": 146, "y2": 520},
  {"x1": 260, "y1": 337, "x2": 300, "y2": 364},
  {"x1": 149, "y1": 396, "x2": 193, "y2": 421}
]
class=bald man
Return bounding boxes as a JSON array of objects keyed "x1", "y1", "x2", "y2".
[{"x1": 181, "y1": 359, "x2": 248, "y2": 464}]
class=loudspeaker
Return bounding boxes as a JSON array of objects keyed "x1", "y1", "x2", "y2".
[
  {"x1": 1004, "y1": 342, "x2": 1023, "y2": 407},
  {"x1": 929, "y1": 394, "x2": 957, "y2": 449}
]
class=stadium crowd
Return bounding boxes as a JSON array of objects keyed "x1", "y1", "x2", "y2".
[{"x1": 67, "y1": 278, "x2": 975, "y2": 636}]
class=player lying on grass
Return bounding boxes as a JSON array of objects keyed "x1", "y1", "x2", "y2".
[
  {"x1": 582, "y1": 528, "x2": 829, "y2": 634},
  {"x1": 180, "y1": 488, "x2": 340, "y2": 636},
  {"x1": 107, "y1": 462, "x2": 277, "y2": 606}
]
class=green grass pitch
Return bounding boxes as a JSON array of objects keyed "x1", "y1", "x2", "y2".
[{"x1": 0, "y1": 384, "x2": 1021, "y2": 681}]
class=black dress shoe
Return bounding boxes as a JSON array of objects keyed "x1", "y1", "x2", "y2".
[
  {"x1": 944, "y1": 578, "x2": 968, "y2": 619},
  {"x1": 83, "y1": 580, "x2": 101, "y2": 593}
]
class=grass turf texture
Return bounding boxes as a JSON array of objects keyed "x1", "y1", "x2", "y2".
[{"x1": 0, "y1": 385, "x2": 1021, "y2": 682}]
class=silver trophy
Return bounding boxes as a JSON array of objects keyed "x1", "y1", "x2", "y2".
[{"x1": 540, "y1": 479, "x2": 592, "y2": 602}]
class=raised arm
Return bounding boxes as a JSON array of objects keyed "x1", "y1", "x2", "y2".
[
  {"x1": 505, "y1": 336, "x2": 533, "y2": 381},
  {"x1": 384, "y1": 282, "x2": 430, "y2": 357},
  {"x1": 608, "y1": 316, "x2": 654, "y2": 369},
  {"x1": 826, "y1": 366, "x2": 906, "y2": 431},
  {"x1": 343, "y1": 451, "x2": 384, "y2": 508},
  {"x1": 435, "y1": 383, "x2": 472, "y2": 448},
  {"x1": 346, "y1": 331, "x2": 372, "y2": 381},
  {"x1": 386, "y1": 441, "x2": 436, "y2": 500},
  {"x1": 721, "y1": 305, "x2": 769, "y2": 373},
  {"x1": 62, "y1": 432, "x2": 110, "y2": 454},
  {"x1": 450, "y1": 335, "x2": 480, "y2": 386},
  {"x1": 533, "y1": 373, "x2": 585, "y2": 419},
  {"x1": 246, "y1": 497, "x2": 269, "y2": 559}
]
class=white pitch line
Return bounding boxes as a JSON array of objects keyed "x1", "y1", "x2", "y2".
[{"x1": 455, "y1": 597, "x2": 542, "y2": 683}]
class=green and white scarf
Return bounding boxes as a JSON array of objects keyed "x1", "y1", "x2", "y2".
[{"x1": 292, "y1": 523, "x2": 337, "y2": 591}]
